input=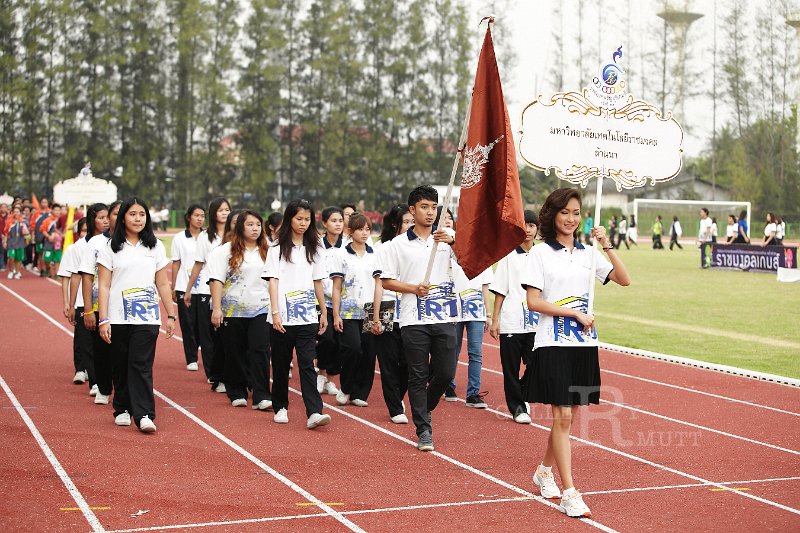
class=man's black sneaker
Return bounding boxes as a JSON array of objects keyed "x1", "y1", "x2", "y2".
[
  {"x1": 465, "y1": 392, "x2": 488, "y2": 409},
  {"x1": 444, "y1": 387, "x2": 458, "y2": 402}
]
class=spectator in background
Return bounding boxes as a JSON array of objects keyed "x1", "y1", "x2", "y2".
[
  {"x1": 0, "y1": 202, "x2": 8, "y2": 271},
  {"x1": 159, "y1": 206, "x2": 170, "y2": 231},
  {"x1": 669, "y1": 216, "x2": 683, "y2": 250},
  {"x1": 627, "y1": 215, "x2": 639, "y2": 247},
  {"x1": 617, "y1": 215, "x2": 629, "y2": 250},
  {"x1": 652, "y1": 215, "x2": 664, "y2": 249},
  {"x1": 725, "y1": 215, "x2": 737, "y2": 244},
  {"x1": 710, "y1": 217, "x2": 718, "y2": 243},
  {"x1": 608, "y1": 215, "x2": 617, "y2": 246},
  {"x1": 582, "y1": 210, "x2": 593, "y2": 245},
  {"x1": 776, "y1": 216, "x2": 785, "y2": 246},
  {"x1": 698, "y1": 208, "x2": 713, "y2": 246},
  {"x1": 341, "y1": 203, "x2": 357, "y2": 242},
  {"x1": 763, "y1": 212, "x2": 778, "y2": 246},
  {"x1": 266, "y1": 212, "x2": 283, "y2": 246},
  {"x1": 734, "y1": 210, "x2": 749, "y2": 244}
]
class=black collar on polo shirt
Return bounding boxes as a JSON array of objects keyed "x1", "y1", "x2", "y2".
[
  {"x1": 515, "y1": 246, "x2": 527, "y2": 254},
  {"x1": 406, "y1": 225, "x2": 438, "y2": 241},
  {"x1": 323, "y1": 234, "x2": 343, "y2": 249},
  {"x1": 345, "y1": 242, "x2": 374, "y2": 255},
  {"x1": 184, "y1": 229, "x2": 192, "y2": 238},
  {"x1": 545, "y1": 238, "x2": 585, "y2": 250}
]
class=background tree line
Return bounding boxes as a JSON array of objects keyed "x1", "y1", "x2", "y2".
[{"x1": 0, "y1": 0, "x2": 497, "y2": 211}]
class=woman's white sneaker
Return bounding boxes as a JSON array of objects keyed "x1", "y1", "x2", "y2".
[
  {"x1": 306, "y1": 412, "x2": 331, "y2": 429},
  {"x1": 186, "y1": 362, "x2": 198, "y2": 371},
  {"x1": 316, "y1": 374, "x2": 327, "y2": 393},
  {"x1": 533, "y1": 465, "x2": 562, "y2": 499},
  {"x1": 94, "y1": 393, "x2": 110, "y2": 405},
  {"x1": 335, "y1": 391, "x2": 350, "y2": 405},
  {"x1": 323, "y1": 381, "x2": 339, "y2": 395},
  {"x1": 559, "y1": 489, "x2": 591, "y2": 518},
  {"x1": 273, "y1": 408, "x2": 289, "y2": 424},
  {"x1": 231, "y1": 398, "x2": 247, "y2": 407},
  {"x1": 253, "y1": 399, "x2": 273, "y2": 411},
  {"x1": 390, "y1": 413, "x2": 408, "y2": 424},
  {"x1": 514, "y1": 412, "x2": 532, "y2": 424},
  {"x1": 89, "y1": 384, "x2": 99, "y2": 396}
]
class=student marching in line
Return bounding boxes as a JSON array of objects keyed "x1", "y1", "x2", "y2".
[
  {"x1": 263, "y1": 199, "x2": 331, "y2": 429},
  {"x1": 79, "y1": 201, "x2": 119, "y2": 404},
  {"x1": 58, "y1": 217, "x2": 91, "y2": 386},
  {"x1": 97, "y1": 198, "x2": 176, "y2": 433},
  {"x1": 41, "y1": 203, "x2": 64, "y2": 278},
  {"x1": 341, "y1": 203, "x2": 356, "y2": 243},
  {"x1": 3, "y1": 205, "x2": 29, "y2": 279},
  {"x1": 266, "y1": 212, "x2": 283, "y2": 246},
  {"x1": 331, "y1": 213, "x2": 377, "y2": 408},
  {"x1": 380, "y1": 185, "x2": 457, "y2": 452},
  {"x1": 371, "y1": 204, "x2": 413, "y2": 424},
  {"x1": 522, "y1": 188, "x2": 630, "y2": 518},
  {"x1": 435, "y1": 207, "x2": 493, "y2": 408},
  {"x1": 207, "y1": 210, "x2": 272, "y2": 411},
  {"x1": 489, "y1": 210, "x2": 539, "y2": 425},
  {"x1": 185, "y1": 197, "x2": 231, "y2": 393},
  {"x1": 316, "y1": 206, "x2": 344, "y2": 396},
  {"x1": 171, "y1": 204, "x2": 212, "y2": 375}
]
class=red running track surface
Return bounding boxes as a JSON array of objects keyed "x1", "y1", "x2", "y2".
[{"x1": 0, "y1": 275, "x2": 798, "y2": 532}]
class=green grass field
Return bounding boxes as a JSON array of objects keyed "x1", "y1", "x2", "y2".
[
  {"x1": 594, "y1": 242, "x2": 800, "y2": 379},
  {"x1": 158, "y1": 233, "x2": 800, "y2": 379}
]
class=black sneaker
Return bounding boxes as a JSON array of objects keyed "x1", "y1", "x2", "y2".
[
  {"x1": 417, "y1": 430, "x2": 434, "y2": 452},
  {"x1": 444, "y1": 387, "x2": 458, "y2": 402},
  {"x1": 465, "y1": 392, "x2": 488, "y2": 409}
]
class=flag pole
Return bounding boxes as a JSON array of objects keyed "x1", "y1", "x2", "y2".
[{"x1": 422, "y1": 15, "x2": 493, "y2": 284}]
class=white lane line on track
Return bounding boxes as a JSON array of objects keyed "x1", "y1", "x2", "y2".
[
  {"x1": 100, "y1": 496, "x2": 536, "y2": 533},
  {"x1": 481, "y1": 341, "x2": 800, "y2": 416},
  {"x1": 445, "y1": 390, "x2": 800, "y2": 517},
  {"x1": 2, "y1": 281, "x2": 104, "y2": 532},
  {"x1": 152, "y1": 391, "x2": 365, "y2": 533},
  {"x1": 0, "y1": 375, "x2": 106, "y2": 533},
  {"x1": 581, "y1": 476, "x2": 800, "y2": 496},
  {"x1": 0, "y1": 282, "x2": 364, "y2": 533}
]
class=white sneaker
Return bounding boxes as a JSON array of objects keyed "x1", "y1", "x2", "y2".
[
  {"x1": 533, "y1": 465, "x2": 562, "y2": 499},
  {"x1": 186, "y1": 362, "x2": 198, "y2": 371},
  {"x1": 390, "y1": 413, "x2": 409, "y2": 424},
  {"x1": 114, "y1": 411, "x2": 131, "y2": 426},
  {"x1": 514, "y1": 412, "x2": 532, "y2": 424},
  {"x1": 316, "y1": 374, "x2": 327, "y2": 393},
  {"x1": 323, "y1": 381, "x2": 339, "y2": 395},
  {"x1": 89, "y1": 384, "x2": 99, "y2": 397},
  {"x1": 94, "y1": 393, "x2": 110, "y2": 405},
  {"x1": 231, "y1": 398, "x2": 247, "y2": 407},
  {"x1": 350, "y1": 398, "x2": 368, "y2": 407},
  {"x1": 273, "y1": 408, "x2": 288, "y2": 424},
  {"x1": 307, "y1": 412, "x2": 331, "y2": 429},
  {"x1": 288, "y1": 370, "x2": 292, "y2": 379},
  {"x1": 335, "y1": 391, "x2": 350, "y2": 405},
  {"x1": 139, "y1": 415, "x2": 157, "y2": 433},
  {"x1": 559, "y1": 489, "x2": 591, "y2": 518},
  {"x1": 14, "y1": 271, "x2": 21, "y2": 279},
  {"x1": 6, "y1": 271, "x2": 13, "y2": 279},
  {"x1": 214, "y1": 382, "x2": 226, "y2": 393},
  {"x1": 253, "y1": 399, "x2": 273, "y2": 411},
  {"x1": 73, "y1": 371, "x2": 87, "y2": 384}
]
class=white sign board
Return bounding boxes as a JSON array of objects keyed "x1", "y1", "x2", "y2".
[
  {"x1": 53, "y1": 164, "x2": 118, "y2": 206},
  {"x1": 519, "y1": 91, "x2": 684, "y2": 191}
]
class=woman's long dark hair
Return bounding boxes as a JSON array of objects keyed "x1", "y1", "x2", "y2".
[
  {"x1": 184, "y1": 203, "x2": 205, "y2": 229},
  {"x1": 207, "y1": 197, "x2": 230, "y2": 243},
  {"x1": 538, "y1": 188, "x2": 582, "y2": 241},
  {"x1": 110, "y1": 197, "x2": 157, "y2": 252},
  {"x1": 228, "y1": 210, "x2": 269, "y2": 274},
  {"x1": 277, "y1": 198, "x2": 319, "y2": 263},
  {"x1": 380, "y1": 204, "x2": 408, "y2": 243},
  {"x1": 85, "y1": 202, "x2": 108, "y2": 241}
]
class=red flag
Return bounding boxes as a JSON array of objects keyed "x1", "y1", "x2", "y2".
[{"x1": 452, "y1": 26, "x2": 526, "y2": 279}]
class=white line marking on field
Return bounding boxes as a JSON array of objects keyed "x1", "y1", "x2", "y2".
[
  {"x1": 0, "y1": 375, "x2": 104, "y2": 532},
  {"x1": 594, "y1": 311, "x2": 800, "y2": 350},
  {"x1": 480, "y1": 342, "x2": 800, "y2": 415}
]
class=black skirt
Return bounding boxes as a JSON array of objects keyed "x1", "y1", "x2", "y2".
[{"x1": 522, "y1": 346, "x2": 601, "y2": 406}]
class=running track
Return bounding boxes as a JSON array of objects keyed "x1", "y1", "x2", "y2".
[{"x1": 1, "y1": 275, "x2": 798, "y2": 532}]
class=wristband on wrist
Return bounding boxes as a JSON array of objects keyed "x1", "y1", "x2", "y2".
[
  {"x1": 98, "y1": 318, "x2": 110, "y2": 326},
  {"x1": 167, "y1": 315, "x2": 176, "y2": 320},
  {"x1": 272, "y1": 310, "x2": 280, "y2": 315}
]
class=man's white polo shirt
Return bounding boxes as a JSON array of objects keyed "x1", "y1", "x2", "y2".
[{"x1": 380, "y1": 226, "x2": 457, "y2": 327}]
